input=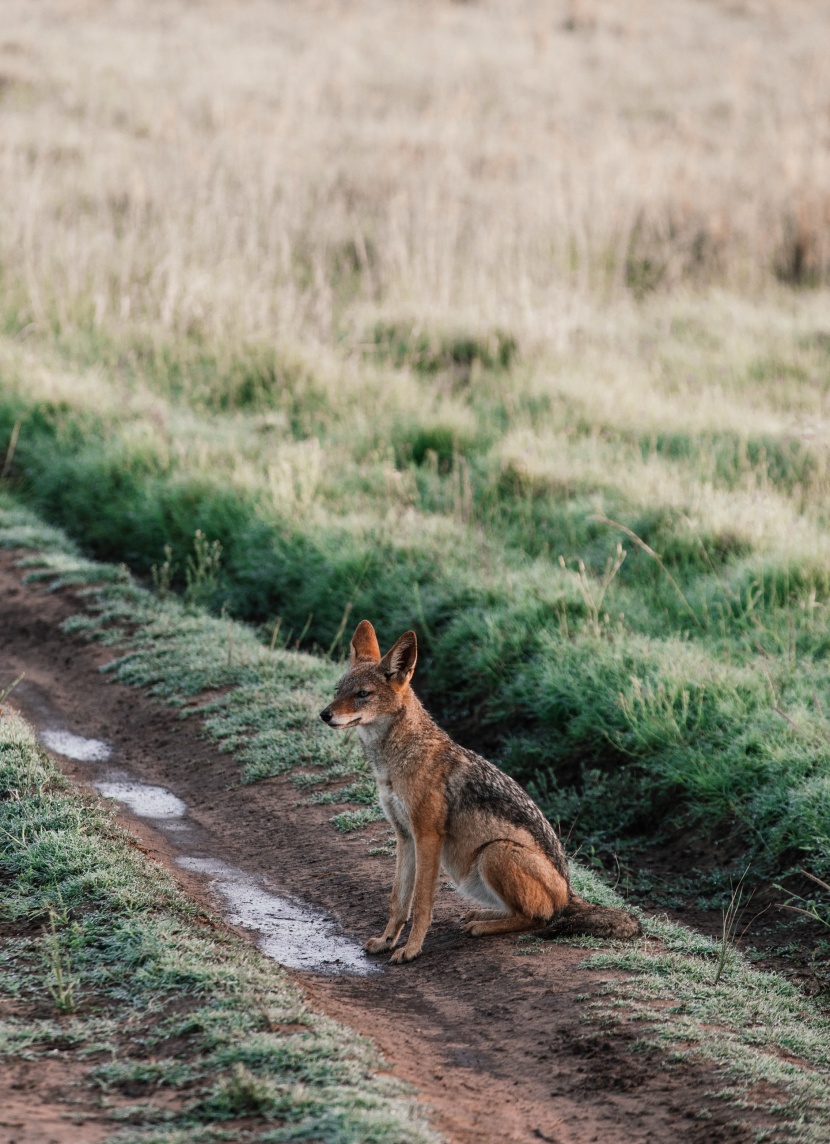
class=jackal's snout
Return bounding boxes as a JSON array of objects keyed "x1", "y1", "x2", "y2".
[{"x1": 319, "y1": 706, "x2": 333, "y2": 723}]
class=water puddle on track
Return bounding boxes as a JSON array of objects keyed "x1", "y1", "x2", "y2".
[
  {"x1": 40, "y1": 728, "x2": 111, "y2": 763},
  {"x1": 93, "y1": 780, "x2": 187, "y2": 819},
  {"x1": 177, "y1": 857, "x2": 374, "y2": 974},
  {"x1": 29, "y1": 703, "x2": 373, "y2": 976}
]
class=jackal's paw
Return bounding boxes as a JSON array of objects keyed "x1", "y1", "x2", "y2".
[
  {"x1": 364, "y1": 936, "x2": 394, "y2": 955},
  {"x1": 461, "y1": 920, "x2": 490, "y2": 936},
  {"x1": 390, "y1": 943, "x2": 422, "y2": 964}
]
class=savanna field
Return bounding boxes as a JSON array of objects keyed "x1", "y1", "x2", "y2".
[{"x1": 3, "y1": 0, "x2": 830, "y2": 947}]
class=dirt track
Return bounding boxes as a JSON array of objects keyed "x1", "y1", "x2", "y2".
[{"x1": 0, "y1": 553, "x2": 761, "y2": 1144}]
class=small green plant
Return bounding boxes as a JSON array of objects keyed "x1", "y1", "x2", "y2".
[
  {"x1": 370, "y1": 321, "x2": 517, "y2": 375},
  {"x1": 184, "y1": 529, "x2": 222, "y2": 608},
  {"x1": 294, "y1": 610, "x2": 314, "y2": 650},
  {"x1": 0, "y1": 418, "x2": 20, "y2": 483},
  {"x1": 618, "y1": 678, "x2": 707, "y2": 750},
  {"x1": 151, "y1": 543, "x2": 174, "y2": 599},
  {"x1": 559, "y1": 542, "x2": 626, "y2": 638},
  {"x1": 0, "y1": 671, "x2": 24, "y2": 710},
  {"x1": 590, "y1": 513, "x2": 703, "y2": 628},
  {"x1": 778, "y1": 871, "x2": 830, "y2": 931},
  {"x1": 368, "y1": 828, "x2": 396, "y2": 857},
  {"x1": 204, "y1": 1063, "x2": 276, "y2": 1119},
  {"x1": 42, "y1": 905, "x2": 77, "y2": 1013},
  {"x1": 326, "y1": 599, "x2": 354, "y2": 660},
  {"x1": 713, "y1": 867, "x2": 751, "y2": 986}
]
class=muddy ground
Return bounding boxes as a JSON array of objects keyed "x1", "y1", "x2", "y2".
[{"x1": 0, "y1": 553, "x2": 796, "y2": 1143}]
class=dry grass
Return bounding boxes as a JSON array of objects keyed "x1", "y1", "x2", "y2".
[
  {"x1": 3, "y1": 0, "x2": 830, "y2": 887},
  {"x1": 2, "y1": 0, "x2": 830, "y2": 359}
]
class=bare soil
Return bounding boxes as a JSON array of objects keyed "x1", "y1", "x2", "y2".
[
  {"x1": 0, "y1": 552, "x2": 785, "y2": 1143},
  {"x1": 0, "y1": 1072, "x2": 111, "y2": 1144}
]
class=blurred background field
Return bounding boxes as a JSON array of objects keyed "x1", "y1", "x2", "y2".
[{"x1": 2, "y1": 0, "x2": 830, "y2": 892}]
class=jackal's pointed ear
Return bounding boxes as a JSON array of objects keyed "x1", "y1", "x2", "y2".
[
  {"x1": 380, "y1": 630, "x2": 417, "y2": 687},
  {"x1": 349, "y1": 620, "x2": 381, "y2": 665}
]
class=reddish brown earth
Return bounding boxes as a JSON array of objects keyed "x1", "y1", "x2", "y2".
[
  {"x1": 0, "y1": 1078, "x2": 111, "y2": 1144},
  {"x1": 0, "y1": 1043, "x2": 108, "y2": 1144},
  {"x1": 0, "y1": 552, "x2": 782, "y2": 1143}
]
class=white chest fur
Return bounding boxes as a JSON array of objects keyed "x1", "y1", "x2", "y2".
[
  {"x1": 357, "y1": 724, "x2": 412, "y2": 834},
  {"x1": 365, "y1": 761, "x2": 411, "y2": 836},
  {"x1": 378, "y1": 781, "x2": 410, "y2": 832}
]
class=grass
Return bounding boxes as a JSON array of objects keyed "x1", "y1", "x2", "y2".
[
  {"x1": 584, "y1": 929, "x2": 830, "y2": 1143},
  {"x1": 1, "y1": 0, "x2": 830, "y2": 887},
  {"x1": 2, "y1": 0, "x2": 830, "y2": 358},
  {"x1": 0, "y1": 0, "x2": 829, "y2": 1102},
  {"x1": 3, "y1": 502, "x2": 830, "y2": 1138},
  {"x1": 1, "y1": 0, "x2": 830, "y2": 1130},
  {"x1": 713, "y1": 868, "x2": 751, "y2": 988},
  {"x1": 778, "y1": 872, "x2": 830, "y2": 933},
  {"x1": 0, "y1": 704, "x2": 440, "y2": 1143},
  {"x1": 3, "y1": 316, "x2": 830, "y2": 883}
]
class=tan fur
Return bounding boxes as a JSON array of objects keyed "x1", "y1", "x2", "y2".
[{"x1": 320, "y1": 620, "x2": 640, "y2": 962}]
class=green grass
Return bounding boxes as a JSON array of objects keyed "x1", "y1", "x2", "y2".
[
  {"x1": 0, "y1": 703, "x2": 439, "y2": 1143},
  {"x1": 3, "y1": 299, "x2": 830, "y2": 882},
  {"x1": 3, "y1": 498, "x2": 830, "y2": 1139}
]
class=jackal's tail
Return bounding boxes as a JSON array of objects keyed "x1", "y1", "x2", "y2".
[{"x1": 543, "y1": 894, "x2": 642, "y2": 940}]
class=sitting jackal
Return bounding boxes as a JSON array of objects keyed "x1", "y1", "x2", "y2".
[{"x1": 320, "y1": 620, "x2": 641, "y2": 963}]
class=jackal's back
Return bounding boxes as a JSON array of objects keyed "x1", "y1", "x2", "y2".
[{"x1": 446, "y1": 745, "x2": 570, "y2": 884}]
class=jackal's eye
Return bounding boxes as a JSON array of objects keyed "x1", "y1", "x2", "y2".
[{"x1": 354, "y1": 689, "x2": 372, "y2": 700}]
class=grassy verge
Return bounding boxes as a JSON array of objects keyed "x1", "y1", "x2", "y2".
[
  {"x1": 3, "y1": 496, "x2": 830, "y2": 1138},
  {"x1": 0, "y1": 493, "x2": 378, "y2": 814},
  {"x1": 3, "y1": 302, "x2": 830, "y2": 882},
  {"x1": 0, "y1": 705, "x2": 439, "y2": 1143}
]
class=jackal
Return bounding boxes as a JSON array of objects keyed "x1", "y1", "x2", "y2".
[{"x1": 320, "y1": 620, "x2": 640, "y2": 963}]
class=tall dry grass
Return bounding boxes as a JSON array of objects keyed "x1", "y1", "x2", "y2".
[{"x1": 1, "y1": 0, "x2": 830, "y2": 358}]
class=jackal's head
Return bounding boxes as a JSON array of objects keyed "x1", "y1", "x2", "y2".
[{"x1": 319, "y1": 620, "x2": 417, "y2": 729}]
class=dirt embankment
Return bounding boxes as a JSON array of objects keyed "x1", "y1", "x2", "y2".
[{"x1": 0, "y1": 553, "x2": 764, "y2": 1144}]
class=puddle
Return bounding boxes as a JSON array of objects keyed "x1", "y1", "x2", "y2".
[
  {"x1": 94, "y1": 781, "x2": 186, "y2": 819},
  {"x1": 40, "y1": 729, "x2": 111, "y2": 763},
  {"x1": 24, "y1": 685, "x2": 370, "y2": 977},
  {"x1": 177, "y1": 857, "x2": 375, "y2": 975}
]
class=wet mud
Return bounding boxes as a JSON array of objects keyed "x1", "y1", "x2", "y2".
[{"x1": 0, "y1": 552, "x2": 773, "y2": 1143}]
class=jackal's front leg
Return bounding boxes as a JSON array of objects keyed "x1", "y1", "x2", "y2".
[
  {"x1": 364, "y1": 830, "x2": 415, "y2": 954},
  {"x1": 390, "y1": 829, "x2": 443, "y2": 964}
]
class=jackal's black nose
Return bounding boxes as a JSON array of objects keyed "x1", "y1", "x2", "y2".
[{"x1": 320, "y1": 708, "x2": 333, "y2": 723}]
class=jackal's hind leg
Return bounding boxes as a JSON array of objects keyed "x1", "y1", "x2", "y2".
[
  {"x1": 465, "y1": 838, "x2": 569, "y2": 940},
  {"x1": 460, "y1": 908, "x2": 507, "y2": 924},
  {"x1": 463, "y1": 913, "x2": 544, "y2": 937}
]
